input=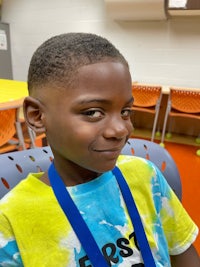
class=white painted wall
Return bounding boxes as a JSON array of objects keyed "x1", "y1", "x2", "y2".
[{"x1": 1, "y1": 0, "x2": 200, "y2": 88}]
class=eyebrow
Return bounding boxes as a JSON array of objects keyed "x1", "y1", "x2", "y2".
[{"x1": 76, "y1": 96, "x2": 134, "y2": 105}]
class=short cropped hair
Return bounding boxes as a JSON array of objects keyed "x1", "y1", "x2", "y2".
[{"x1": 27, "y1": 32, "x2": 129, "y2": 93}]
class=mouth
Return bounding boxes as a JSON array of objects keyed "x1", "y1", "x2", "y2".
[
  {"x1": 93, "y1": 147, "x2": 122, "y2": 157},
  {"x1": 94, "y1": 146, "x2": 122, "y2": 152}
]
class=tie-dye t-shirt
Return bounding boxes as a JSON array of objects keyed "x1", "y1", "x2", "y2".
[{"x1": 0, "y1": 155, "x2": 198, "y2": 266}]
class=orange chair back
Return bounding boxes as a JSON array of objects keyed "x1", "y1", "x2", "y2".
[
  {"x1": 132, "y1": 85, "x2": 162, "y2": 108},
  {"x1": 0, "y1": 98, "x2": 24, "y2": 153},
  {"x1": 0, "y1": 109, "x2": 16, "y2": 146},
  {"x1": 170, "y1": 88, "x2": 200, "y2": 114}
]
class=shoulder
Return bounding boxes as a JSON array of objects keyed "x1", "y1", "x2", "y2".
[
  {"x1": 0, "y1": 173, "x2": 50, "y2": 211},
  {"x1": 116, "y1": 155, "x2": 172, "y2": 207},
  {"x1": 116, "y1": 155, "x2": 159, "y2": 183}
]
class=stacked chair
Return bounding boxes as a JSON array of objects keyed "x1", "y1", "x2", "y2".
[
  {"x1": 0, "y1": 98, "x2": 26, "y2": 153},
  {"x1": 0, "y1": 79, "x2": 47, "y2": 153},
  {"x1": 161, "y1": 87, "x2": 200, "y2": 154},
  {"x1": 132, "y1": 84, "x2": 162, "y2": 142},
  {"x1": 0, "y1": 98, "x2": 46, "y2": 153}
]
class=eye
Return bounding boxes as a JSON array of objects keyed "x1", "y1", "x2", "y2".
[
  {"x1": 83, "y1": 109, "x2": 104, "y2": 118},
  {"x1": 121, "y1": 108, "x2": 132, "y2": 118}
]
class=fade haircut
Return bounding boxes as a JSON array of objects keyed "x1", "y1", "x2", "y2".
[{"x1": 27, "y1": 32, "x2": 129, "y2": 94}]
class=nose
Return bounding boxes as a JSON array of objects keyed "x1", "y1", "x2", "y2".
[{"x1": 103, "y1": 116, "x2": 133, "y2": 140}]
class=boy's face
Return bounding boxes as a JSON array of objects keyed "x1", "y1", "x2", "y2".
[{"x1": 27, "y1": 62, "x2": 133, "y2": 183}]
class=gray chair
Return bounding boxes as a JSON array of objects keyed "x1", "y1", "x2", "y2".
[
  {"x1": 121, "y1": 138, "x2": 182, "y2": 200},
  {"x1": 0, "y1": 139, "x2": 182, "y2": 200},
  {"x1": 0, "y1": 146, "x2": 53, "y2": 199}
]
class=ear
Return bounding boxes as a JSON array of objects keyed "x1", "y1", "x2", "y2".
[{"x1": 23, "y1": 96, "x2": 46, "y2": 133}]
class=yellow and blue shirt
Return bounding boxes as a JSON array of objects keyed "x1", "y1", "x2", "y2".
[{"x1": 0, "y1": 155, "x2": 198, "y2": 266}]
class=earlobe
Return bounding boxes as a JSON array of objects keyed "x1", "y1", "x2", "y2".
[{"x1": 23, "y1": 96, "x2": 46, "y2": 133}]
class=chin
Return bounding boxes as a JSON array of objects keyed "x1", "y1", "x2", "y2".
[{"x1": 94, "y1": 161, "x2": 118, "y2": 174}]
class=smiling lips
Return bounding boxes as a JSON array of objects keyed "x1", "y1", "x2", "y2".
[
  {"x1": 93, "y1": 147, "x2": 123, "y2": 158},
  {"x1": 94, "y1": 148, "x2": 122, "y2": 152}
]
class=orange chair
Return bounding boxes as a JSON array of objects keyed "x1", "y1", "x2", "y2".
[
  {"x1": 0, "y1": 98, "x2": 26, "y2": 153},
  {"x1": 132, "y1": 84, "x2": 162, "y2": 142},
  {"x1": 161, "y1": 87, "x2": 200, "y2": 154}
]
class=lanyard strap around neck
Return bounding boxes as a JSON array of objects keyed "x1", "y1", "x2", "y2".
[
  {"x1": 112, "y1": 166, "x2": 156, "y2": 267},
  {"x1": 48, "y1": 163, "x2": 156, "y2": 267},
  {"x1": 48, "y1": 163, "x2": 108, "y2": 267}
]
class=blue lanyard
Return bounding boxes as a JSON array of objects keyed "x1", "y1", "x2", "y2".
[{"x1": 48, "y1": 163, "x2": 156, "y2": 267}]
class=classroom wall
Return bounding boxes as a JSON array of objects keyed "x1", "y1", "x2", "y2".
[{"x1": 1, "y1": 0, "x2": 200, "y2": 88}]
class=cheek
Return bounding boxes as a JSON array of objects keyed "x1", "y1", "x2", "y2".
[
  {"x1": 47, "y1": 120, "x2": 93, "y2": 149},
  {"x1": 127, "y1": 120, "x2": 134, "y2": 133},
  {"x1": 71, "y1": 126, "x2": 96, "y2": 146},
  {"x1": 43, "y1": 115, "x2": 67, "y2": 144}
]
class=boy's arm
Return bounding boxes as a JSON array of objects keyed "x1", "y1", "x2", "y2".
[{"x1": 171, "y1": 245, "x2": 200, "y2": 267}]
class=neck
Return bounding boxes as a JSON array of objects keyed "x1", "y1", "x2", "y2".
[{"x1": 41, "y1": 161, "x2": 100, "y2": 187}]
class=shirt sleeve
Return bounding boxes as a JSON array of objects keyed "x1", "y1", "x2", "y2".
[
  {"x1": 155, "y1": 164, "x2": 199, "y2": 255},
  {"x1": 117, "y1": 155, "x2": 199, "y2": 256},
  {"x1": 0, "y1": 211, "x2": 23, "y2": 266}
]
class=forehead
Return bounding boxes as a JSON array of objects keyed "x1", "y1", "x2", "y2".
[
  {"x1": 71, "y1": 62, "x2": 132, "y2": 106},
  {"x1": 76, "y1": 61, "x2": 131, "y2": 89},
  {"x1": 35, "y1": 62, "x2": 132, "y2": 105}
]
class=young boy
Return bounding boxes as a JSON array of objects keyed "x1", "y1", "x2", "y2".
[{"x1": 0, "y1": 33, "x2": 199, "y2": 267}]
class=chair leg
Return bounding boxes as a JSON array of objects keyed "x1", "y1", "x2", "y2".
[
  {"x1": 15, "y1": 121, "x2": 26, "y2": 150},
  {"x1": 195, "y1": 135, "x2": 200, "y2": 144},
  {"x1": 151, "y1": 112, "x2": 159, "y2": 142},
  {"x1": 161, "y1": 100, "x2": 171, "y2": 145},
  {"x1": 27, "y1": 127, "x2": 37, "y2": 148},
  {"x1": 151, "y1": 98, "x2": 162, "y2": 142},
  {"x1": 195, "y1": 134, "x2": 200, "y2": 156},
  {"x1": 165, "y1": 117, "x2": 174, "y2": 139}
]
